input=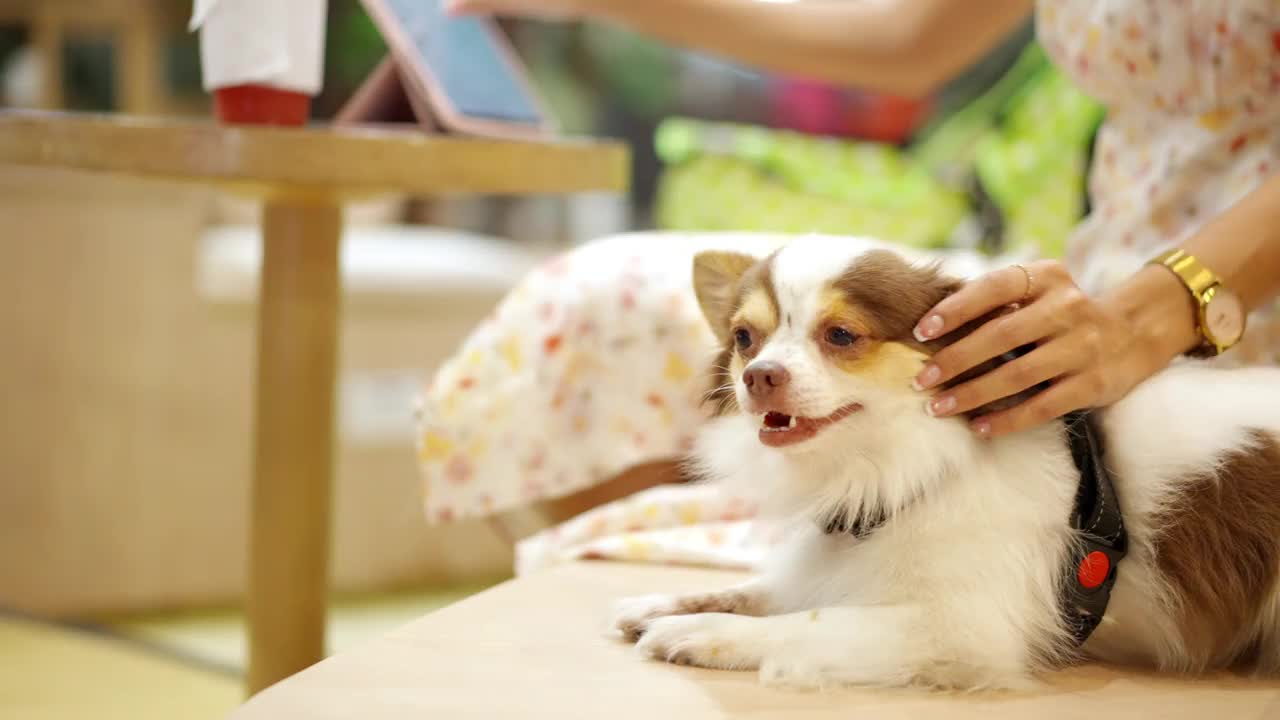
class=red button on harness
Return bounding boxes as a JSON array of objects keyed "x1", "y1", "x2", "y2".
[{"x1": 1077, "y1": 550, "x2": 1110, "y2": 590}]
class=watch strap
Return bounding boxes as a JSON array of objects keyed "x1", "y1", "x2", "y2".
[
  {"x1": 1148, "y1": 249, "x2": 1224, "y2": 357},
  {"x1": 1152, "y1": 249, "x2": 1219, "y2": 298}
]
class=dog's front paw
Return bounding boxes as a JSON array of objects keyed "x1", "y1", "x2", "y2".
[
  {"x1": 758, "y1": 656, "x2": 834, "y2": 691},
  {"x1": 635, "y1": 614, "x2": 762, "y2": 670},
  {"x1": 612, "y1": 594, "x2": 683, "y2": 642}
]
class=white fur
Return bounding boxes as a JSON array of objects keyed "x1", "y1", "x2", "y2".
[{"x1": 613, "y1": 238, "x2": 1280, "y2": 689}]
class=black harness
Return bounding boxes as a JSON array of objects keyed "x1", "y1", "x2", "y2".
[
  {"x1": 1059, "y1": 409, "x2": 1127, "y2": 646},
  {"x1": 822, "y1": 409, "x2": 1127, "y2": 648}
]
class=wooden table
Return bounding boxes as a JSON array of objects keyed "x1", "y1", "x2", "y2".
[
  {"x1": 0, "y1": 110, "x2": 628, "y2": 694},
  {"x1": 231, "y1": 561, "x2": 1280, "y2": 719}
]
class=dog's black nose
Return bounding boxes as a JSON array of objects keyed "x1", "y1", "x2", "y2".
[{"x1": 743, "y1": 361, "x2": 790, "y2": 398}]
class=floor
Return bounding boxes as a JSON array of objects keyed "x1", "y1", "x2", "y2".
[{"x1": 1, "y1": 584, "x2": 492, "y2": 720}]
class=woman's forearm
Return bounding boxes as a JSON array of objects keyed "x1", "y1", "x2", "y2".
[
  {"x1": 573, "y1": 0, "x2": 1031, "y2": 96},
  {"x1": 1104, "y1": 173, "x2": 1280, "y2": 362},
  {"x1": 1180, "y1": 173, "x2": 1280, "y2": 309}
]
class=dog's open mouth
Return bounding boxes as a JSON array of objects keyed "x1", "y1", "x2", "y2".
[{"x1": 758, "y1": 402, "x2": 863, "y2": 447}]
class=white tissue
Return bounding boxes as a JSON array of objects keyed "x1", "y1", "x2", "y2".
[{"x1": 191, "y1": 0, "x2": 328, "y2": 95}]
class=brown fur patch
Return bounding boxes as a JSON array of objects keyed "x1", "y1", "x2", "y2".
[
  {"x1": 826, "y1": 250, "x2": 1001, "y2": 395},
  {"x1": 831, "y1": 341, "x2": 932, "y2": 387},
  {"x1": 619, "y1": 588, "x2": 768, "y2": 642},
  {"x1": 831, "y1": 250, "x2": 1017, "y2": 363},
  {"x1": 1152, "y1": 431, "x2": 1280, "y2": 669},
  {"x1": 732, "y1": 287, "x2": 781, "y2": 341},
  {"x1": 670, "y1": 588, "x2": 767, "y2": 616},
  {"x1": 817, "y1": 290, "x2": 882, "y2": 340},
  {"x1": 833, "y1": 250, "x2": 962, "y2": 346},
  {"x1": 812, "y1": 287, "x2": 933, "y2": 387}
]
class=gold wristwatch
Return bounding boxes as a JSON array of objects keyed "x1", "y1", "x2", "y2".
[{"x1": 1148, "y1": 249, "x2": 1245, "y2": 357}]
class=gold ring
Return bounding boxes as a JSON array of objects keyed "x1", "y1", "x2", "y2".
[{"x1": 1014, "y1": 264, "x2": 1033, "y2": 303}]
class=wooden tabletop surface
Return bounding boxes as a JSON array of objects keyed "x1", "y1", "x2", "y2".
[
  {"x1": 233, "y1": 562, "x2": 1280, "y2": 720},
  {"x1": 0, "y1": 111, "x2": 629, "y2": 198}
]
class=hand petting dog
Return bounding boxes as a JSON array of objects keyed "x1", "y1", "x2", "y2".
[{"x1": 912, "y1": 260, "x2": 1195, "y2": 438}]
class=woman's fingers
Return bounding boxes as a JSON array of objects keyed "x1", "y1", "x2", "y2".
[
  {"x1": 913, "y1": 261, "x2": 1066, "y2": 343},
  {"x1": 907, "y1": 259, "x2": 1122, "y2": 437},
  {"x1": 915, "y1": 300, "x2": 1049, "y2": 390},
  {"x1": 924, "y1": 337, "x2": 1079, "y2": 417},
  {"x1": 968, "y1": 373, "x2": 1094, "y2": 437}
]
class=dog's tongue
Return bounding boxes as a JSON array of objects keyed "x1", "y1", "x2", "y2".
[{"x1": 764, "y1": 412, "x2": 793, "y2": 429}]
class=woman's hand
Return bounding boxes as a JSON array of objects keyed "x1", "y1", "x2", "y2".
[{"x1": 911, "y1": 260, "x2": 1184, "y2": 437}]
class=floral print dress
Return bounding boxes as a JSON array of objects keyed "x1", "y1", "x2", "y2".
[{"x1": 417, "y1": 0, "x2": 1280, "y2": 575}]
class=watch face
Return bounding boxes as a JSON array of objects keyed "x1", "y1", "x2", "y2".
[{"x1": 1204, "y1": 287, "x2": 1246, "y2": 346}]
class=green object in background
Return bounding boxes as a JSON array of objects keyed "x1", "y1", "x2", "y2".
[
  {"x1": 520, "y1": 23, "x2": 595, "y2": 135},
  {"x1": 327, "y1": 2, "x2": 387, "y2": 89},
  {"x1": 584, "y1": 24, "x2": 677, "y2": 118},
  {"x1": 653, "y1": 41, "x2": 1104, "y2": 259},
  {"x1": 654, "y1": 119, "x2": 969, "y2": 248},
  {"x1": 970, "y1": 67, "x2": 1103, "y2": 257},
  {"x1": 911, "y1": 42, "x2": 1054, "y2": 180}
]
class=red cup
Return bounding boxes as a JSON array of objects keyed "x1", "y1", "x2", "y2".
[{"x1": 214, "y1": 84, "x2": 311, "y2": 126}]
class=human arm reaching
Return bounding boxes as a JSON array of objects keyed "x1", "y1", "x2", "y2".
[{"x1": 447, "y1": 0, "x2": 1031, "y2": 97}]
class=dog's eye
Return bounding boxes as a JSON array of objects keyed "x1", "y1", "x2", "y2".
[
  {"x1": 825, "y1": 327, "x2": 857, "y2": 347},
  {"x1": 733, "y1": 327, "x2": 753, "y2": 350}
]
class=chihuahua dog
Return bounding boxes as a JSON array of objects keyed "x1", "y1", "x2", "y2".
[{"x1": 611, "y1": 237, "x2": 1280, "y2": 690}]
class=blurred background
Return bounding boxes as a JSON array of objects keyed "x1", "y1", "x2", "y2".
[{"x1": 0, "y1": 2, "x2": 1095, "y2": 718}]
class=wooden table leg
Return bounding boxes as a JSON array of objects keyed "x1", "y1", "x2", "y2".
[
  {"x1": 32, "y1": 7, "x2": 65, "y2": 110},
  {"x1": 246, "y1": 199, "x2": 342, "y2": 694},
  {"x1": 117, "y1": 10, "x2": 163, "y2": 115}
]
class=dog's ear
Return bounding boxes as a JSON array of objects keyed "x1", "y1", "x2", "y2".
[
  {"x1": 693, "y1": 251, "x2": 757, "y2": 342},
  {"x1": 836, "y1": 251, "x2": 964, "y2": 342}
]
